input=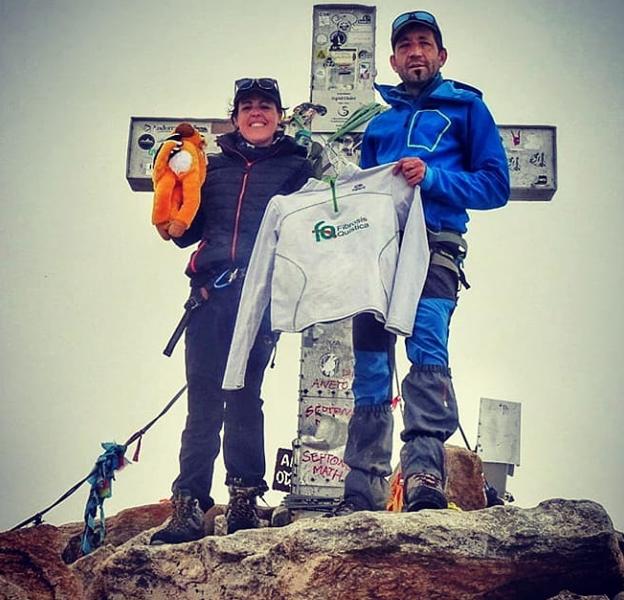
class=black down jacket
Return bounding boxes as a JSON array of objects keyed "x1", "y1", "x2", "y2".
[{"x1": 174, "y1": 131, "x2": 313, "y2": 286}]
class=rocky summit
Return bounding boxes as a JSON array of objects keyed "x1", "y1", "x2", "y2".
[{"x1": 0, "y1": 497, "x2": 623, "y2": 600}]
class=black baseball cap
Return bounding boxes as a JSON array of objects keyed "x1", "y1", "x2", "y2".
[
  {"x1": 233, "y1": 78, "x2": 283, "y2": 110},
  {"x1": 391, "y1": 11, "x2": 444, "y2": 49}
]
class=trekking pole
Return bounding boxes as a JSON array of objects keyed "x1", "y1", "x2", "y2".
[
  {"x1": 457, "y1": 421, "x2": 474, "y2": 452},
  {"x1": 163, "y1": 311, "x2": 191, "y2": 357},
  {"x1": 163, "y1": 293, "x2": 206, "y2": 357}
]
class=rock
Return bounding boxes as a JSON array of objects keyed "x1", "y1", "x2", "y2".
[
  {"x1": 60, "y1": 500, "x2": 172, "y2": 563},
  {"x1": 70, "y1": 498, "x2": 624, "y2": 600},
  {"x1": 444, "y1": 445, "x2": 487, "y2": 510},
  {"x1": 0, "y1": 524, "x2": 84, "y2": 600},
  {"x1": 546, "y1": 592, "x2": 610, "y2": 599}
]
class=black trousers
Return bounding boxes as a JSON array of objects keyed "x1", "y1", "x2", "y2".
[{"x1": 171, "y1": 282, "x2": 275, "y2": 511}]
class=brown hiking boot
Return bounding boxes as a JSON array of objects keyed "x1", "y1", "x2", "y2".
[
  {"x1": 404, "y1": 473, "x2": 448, "y2": 512},
  {"x1": 225, "y1": 484, "x2": 264, "y2": 534},
  {"x1": 149, "y1": 490, "x2": 205, "y2": 545}
]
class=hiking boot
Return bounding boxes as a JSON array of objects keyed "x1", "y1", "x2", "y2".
[
  {"x1": 323, "y1": 498, "x2": 365, "y2": 518},
  {"x1": 149, "y1": 490, "x2": 205, "y2": 545},
  {"x1": 270, "y1": 504, "x2": 293, "y2": 528},
  {"x1": 225, "y1": 484, "x2": 263, "y2": 534},
  {"x1": 404, "y1": 473, "x2": 448, "y2": 512}
]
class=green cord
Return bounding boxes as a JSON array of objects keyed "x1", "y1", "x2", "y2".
[
  {"x1": 322, "y1": 175, "x2": 339, "y2": 212},
  {"x1": 326, "y1": 102, "x2": 387, "y2": 143}
]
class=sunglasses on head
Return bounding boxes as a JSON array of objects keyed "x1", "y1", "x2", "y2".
[
  {"x1": 234, "y1": 78, "x2": 280, "y2": 94},
  {"x1": 392, "y1": 10, "x2": 437, "y2": 32}
]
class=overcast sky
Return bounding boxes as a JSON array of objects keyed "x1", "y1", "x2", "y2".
[{"x1": 1, "y1": 0, "x2": 623, "y2": 533}]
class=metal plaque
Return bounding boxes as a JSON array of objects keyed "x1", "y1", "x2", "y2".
[
  {"x1": 476, "y1": 398, "x2": 521, "y2": 465},
  {"x1": 310, "y1": 4, "x2": 376, "y2": 133},
  {"x1": 499, "y1": 125, "x2": 557, "y2": 201},
  {"x1": 300, "y1": 320, "x2": 354, "y2": 399},
  {"x1": 291, "y1": 394, "x2": 353, "y2": 497},
  {"x1": 125, "y1": 117, "x2": 233, "y2": 191}
]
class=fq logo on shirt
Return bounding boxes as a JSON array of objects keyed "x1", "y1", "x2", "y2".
[{"x1": 313, "y1": 217, "x2": 370, "y2": 242}]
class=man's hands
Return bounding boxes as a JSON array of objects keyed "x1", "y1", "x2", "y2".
[{"x1": 392, "y1": 157, "x2": 427, "y2": 187}]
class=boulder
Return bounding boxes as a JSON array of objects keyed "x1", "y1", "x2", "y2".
[
  {"x1": 0, "y1": 525, "x2": 84, "y2": 600},
  {"x1": 444, "y1": 445, "x2": 487, "y2": 510}
]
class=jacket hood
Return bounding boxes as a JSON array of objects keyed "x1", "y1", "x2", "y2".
[{"x1": 375, "y1": 77, "x2": 483, "y2": 109}]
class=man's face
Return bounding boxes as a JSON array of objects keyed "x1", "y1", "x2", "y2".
[
  {"x1": 234, "y1": 93, "x2": 281, "y2": 147},
  {"x1": 390, "y1": 25, "x2": 447, "y2": 89}
]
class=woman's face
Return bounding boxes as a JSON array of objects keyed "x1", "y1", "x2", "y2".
[{"x1": 233, "y1": 93, "x2": 281, "y2": 147}]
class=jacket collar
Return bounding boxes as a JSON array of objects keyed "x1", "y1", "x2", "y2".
[
  {"x1": 217, "y1": 131, "x2": 307, "y2": 160},
  {"x1": 375, "y1": 75, "x2": 483, "y2": 109}
]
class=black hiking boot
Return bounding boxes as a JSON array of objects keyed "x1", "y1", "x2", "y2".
[
  {"x1": 149, "y1": 490, "x2": 205, "y2": 545},
  {"x1": 225, "y1": 484, "x2": 263, "y2": 534},
  {"x1": 404, "y1": 473, "x2": 448, "y2": 512}
]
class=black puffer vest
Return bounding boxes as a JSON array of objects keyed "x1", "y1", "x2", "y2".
[{"x1": 184, "y1": 132, "x2": 312, "y2": 284}]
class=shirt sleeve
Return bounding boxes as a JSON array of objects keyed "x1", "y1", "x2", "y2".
[
  {"x1": 389, "y1": 164, "x2": 416, "y2": 230},
  {"x1": 386, "y1": 183, "x2": 430, "y2": 336},
  {"x1": 222, "y1": 200, "x2": 281, "y2": 390}
]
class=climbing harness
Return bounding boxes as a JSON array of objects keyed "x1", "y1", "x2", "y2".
[
  {"x1": 427, "y1": 229, "x2": 471, "y2": 290},
  {"x1": 163, "y1": 266, "x2": 246, "y2": 356}
]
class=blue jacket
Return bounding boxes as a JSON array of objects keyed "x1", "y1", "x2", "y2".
[{"x1": 361, "y1": 75, "x2": 510, "y2": 233}]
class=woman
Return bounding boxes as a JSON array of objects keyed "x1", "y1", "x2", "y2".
[{"x1": 150, "y1": 78, "x2": 313, "y2": 544}]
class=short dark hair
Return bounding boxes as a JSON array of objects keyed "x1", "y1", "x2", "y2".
[{"x1": 229, "y1": 95, "x2": 286, "y2": 123}]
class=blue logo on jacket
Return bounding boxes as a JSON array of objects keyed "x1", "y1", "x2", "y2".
[{"x1": 407, "y1": 109, "x2": 451, "y2": 152}]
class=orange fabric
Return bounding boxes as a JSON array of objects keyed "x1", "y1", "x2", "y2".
[
  {"x1": 386, "y1": 466, "x2": 404, "y2": 512},
  {"x1": 151, "y1": 124, "x2": 207, "y2": 238}
]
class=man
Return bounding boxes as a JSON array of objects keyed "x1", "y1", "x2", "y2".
[{"x1": 333, "y1": 11, "x2": 510, "y2": 514}]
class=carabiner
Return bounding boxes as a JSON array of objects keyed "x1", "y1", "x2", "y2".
[{"x1": 213, "y1": 268, "x2": 240, "y2": 289}]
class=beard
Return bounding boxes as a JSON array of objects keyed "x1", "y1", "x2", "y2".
[
  {"x1": 404, "y1": 64, "x2": 434, "y2": 84},
  {"x1": 399, "y1": 63, "x2": 441, "y2": 95}
]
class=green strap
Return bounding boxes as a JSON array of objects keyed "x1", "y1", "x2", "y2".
[{"x1": 321, "y1": 176, "x2": 339, "y2": 212}]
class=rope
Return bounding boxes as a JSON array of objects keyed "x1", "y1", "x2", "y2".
[
  {"x1": 325, "y1": 103, "x2": 386, "y2": 143},
  {"x1": 10, "y1": 384, "x2": 187, "y2": 532}
]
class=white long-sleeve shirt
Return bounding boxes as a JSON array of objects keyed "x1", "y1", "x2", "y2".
[{"x1": 222, "y1": 162, "x2": 429, "y2": 390}]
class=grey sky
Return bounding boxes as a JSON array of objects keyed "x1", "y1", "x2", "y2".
[{"x1": 1, "y1": 0, "x2": 623, "y2": 532}]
